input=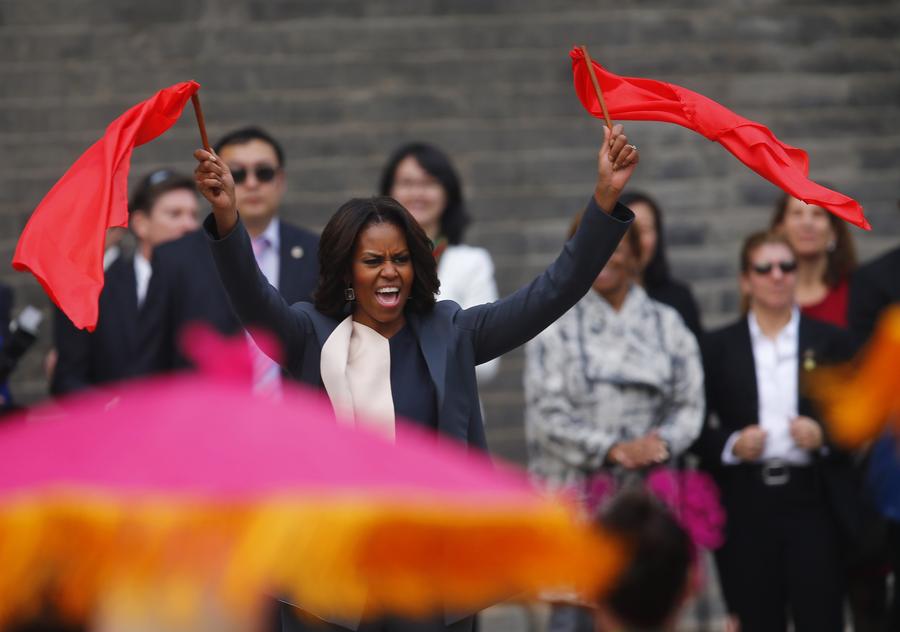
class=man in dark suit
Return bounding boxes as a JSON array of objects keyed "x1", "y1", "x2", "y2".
[
  {"x1": 148, "y1": 127, "x2": 319, "y2": 371},
  {"x1": 51, "y1": 170, "x2": 199, "y2": 395},
  {"x1": 697, "y1": 231, "x2": 857, "y2": 632}
]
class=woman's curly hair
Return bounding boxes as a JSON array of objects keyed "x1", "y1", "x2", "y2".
[{"x1": 314, "y1": 196, "x2": 440, "y2": 319}]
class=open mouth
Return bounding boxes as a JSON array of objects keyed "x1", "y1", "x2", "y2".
[{"x1": 375, "y1": 286, "x2": 402, "y2": 308}]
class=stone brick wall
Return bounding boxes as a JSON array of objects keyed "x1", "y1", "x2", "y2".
[{"x1": 2, "y1": 0, "x2": 898, "y2": 463}]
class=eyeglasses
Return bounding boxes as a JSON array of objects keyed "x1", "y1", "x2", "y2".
[
  {"x1": 751, "y1": 260, "x2": 798, "y2": 275},
  {"x1": 231, "y1": 165, "x2": 279, "y2": 185}
]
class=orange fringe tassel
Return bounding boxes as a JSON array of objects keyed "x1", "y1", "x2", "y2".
[
  {"x1": 0, "y1": 489, "x2": 622, "y2": 629},
  {"x1": 808, "y1": 306, "x2": 900, "y2": 448}
]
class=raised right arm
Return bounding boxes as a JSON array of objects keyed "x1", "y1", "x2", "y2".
[{"x1": 195, "y1": 149, "x2": 312, "y2": 367}]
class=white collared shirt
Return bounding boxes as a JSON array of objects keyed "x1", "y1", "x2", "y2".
[
  {"x1": 252, "y1": 218, "x2": 280, "y2": 290},
  {"x1": 104, "y1": 245, "x2": 121, "y2": 271},
  {"x1": 722, "y1": 307, "x2": 811, "y2": 465},
  {"x1": 134, "y1": 251, "x2": 153, "y2": 308}
]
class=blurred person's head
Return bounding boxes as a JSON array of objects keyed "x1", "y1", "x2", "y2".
[
  {"x1": 619, "y1": 191, "x2": 670, "y2": 289},
  {"x1": 214, "y1": 127, "x2": 286, "y2": 236},
  {"x1": 569, "y1": 212, "x2": 642, "y2": 309},
  {"x1": 739, "y1": 231, "x2": 797, "y2": 316},
  {"x1": 129, "y1": 169, "x2": 199, "y2": 259},
  {"x1": 595, "y1": 490, "x2": 693, "y2": 632},
  {"x1": 380, "y1": 142, "x2": 469, "y2": 244},
  {"x1": 770, "y1": 194, "x2": 856, "y2": 287}
]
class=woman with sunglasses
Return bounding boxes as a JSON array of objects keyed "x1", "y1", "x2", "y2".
[
  {"x1": 696, "y1": 231, "x2": 857, "y2": 632},
  {"x1": 194, "y1": 125, "x2": 638, "y2": 632},
  {"x1": 380, "y1": 142, "x2": 500, "y2": 383},
  {"x1": 770, "y1": 195, "x2": 857, "y2": 328}
]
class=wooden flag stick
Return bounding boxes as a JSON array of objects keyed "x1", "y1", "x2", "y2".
[
  {"x1": 580, "y1": 45, "x2": 613, "y2": 130},
  {"x1": 190, "y1": 93, "x2": 212, "y2": 152}
]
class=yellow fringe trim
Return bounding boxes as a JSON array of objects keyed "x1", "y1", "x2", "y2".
[
  {"x1": 0, "y1": 488, "x2": 623, "y2": 628},
  {"x1": 808, "y1": 305, "x2": 900, "y2": 448}
]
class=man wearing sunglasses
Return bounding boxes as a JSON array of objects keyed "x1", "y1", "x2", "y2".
[
  {"x1": 695, "y1": 230, "x2": 858, "y2": 632},
  {"x1": 146, "y1": 127, "x2": 319, "y2": 374}
]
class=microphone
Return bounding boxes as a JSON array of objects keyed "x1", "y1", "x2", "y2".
[{"x1": 0, "y1": 306, "x2": 43, "y2": 383}]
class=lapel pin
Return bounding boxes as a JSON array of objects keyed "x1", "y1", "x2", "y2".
[
  {"x1": 803, "y1": 349, "x2": 816, "y2": 372},
  {"x1": 291, "y1": 246, "x2": 304, "y2": 259}
]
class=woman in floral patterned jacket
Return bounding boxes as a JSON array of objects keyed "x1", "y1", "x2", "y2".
[{"x1": 524, "y1": 218, "x2": 704, "y2": 500}]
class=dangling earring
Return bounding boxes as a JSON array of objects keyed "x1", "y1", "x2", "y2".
[{"x1": 344, "y1": 287, "x2": 356, "y2": 302}]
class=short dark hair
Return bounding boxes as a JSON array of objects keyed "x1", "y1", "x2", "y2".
[
  {"x1": 740, "y1": 230, "x2": 795, "y2": 275},
  {"x1": 213, "y1": 126, "x2": 285, "y2": 167},
  {"x1": 314, "y1": 197, "x2": 440, "y2": 318},
  {"x1": 739, "y1": 230, "x2": 796, "y2": 313},
  {"x1": 129, "y1": 169, "x2": 195, "y2": 217},
  {"x1": 378, "y1": 142, "x2": 470, "y2": 245},
  {"x1": 597, "y1": 491, "x2": 692, "y2": 630},
  {"x1": 770, "y1": 193, "x2": 857, "y2": 287}
]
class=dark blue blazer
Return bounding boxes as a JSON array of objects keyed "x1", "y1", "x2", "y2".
[
  {"x1": 148, "y1": 220, "x2": 320, "y2": 371},
  {"x1": 206, "y1": 197, "x2": 633, "y2": 450}
]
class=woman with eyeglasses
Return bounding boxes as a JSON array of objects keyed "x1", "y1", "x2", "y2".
[
  {"x1": 379, "y1": 142, "x2": 500, "y2": 384},
  {"x1": 696, "y1": 231, "x2": 857, "y2": 632},
  {"x1": 770, "y1": 195, "x2": 857, "y2": 328},
  {"x1": 194, "y1": 125, "x2": 639, "y2": 632}
]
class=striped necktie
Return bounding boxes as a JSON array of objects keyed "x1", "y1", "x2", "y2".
[{"x1": 250, "y1": 236, "x2": 282, "y2": 398}]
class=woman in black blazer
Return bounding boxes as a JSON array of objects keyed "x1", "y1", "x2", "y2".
[
  {"x1": 698, "y1": 230, "x2": 857, "y2": 632},
  {"x1": 193, "y1": 125, "x2": 639, "y2": 632}
]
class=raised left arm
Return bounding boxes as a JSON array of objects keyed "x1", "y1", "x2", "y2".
[
  {"x1": 461, "y1": 196, "x2": 632, "y2": 364},
  {"x1": 458, "y1": 125, "x2": 638, "y2": 361}
]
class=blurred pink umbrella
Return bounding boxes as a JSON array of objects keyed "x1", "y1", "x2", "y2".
[{"x1": 0, "y1": 328, "x2": 621, "y2": 629}]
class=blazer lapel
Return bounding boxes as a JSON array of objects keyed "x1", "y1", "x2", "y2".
[
  {"x1": 407, "y1": 312, "x2": 447, "y2": 411},
  {"x1": 319, "y1": 315, "x2": 355, "y2": 424},
  {"x1": 278, "y1": 223, "x2": 308, "y2": 301},
  {"x1": 797, "y1": 316, "x2": 817, "y2": 417},
  {"x1": 110, "y1": 257, "x2": 139, "y2": 354},
  {"x1": 735, "y1": 319, "x2": 760, "y2": 425}
]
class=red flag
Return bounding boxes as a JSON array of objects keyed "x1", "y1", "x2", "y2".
[
  {"x1": 12, "y1": 81, "x2": 201, "y2": 331},
  {"x1": 570, "y1": 48, "x2": 870, "y2": 230}
]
